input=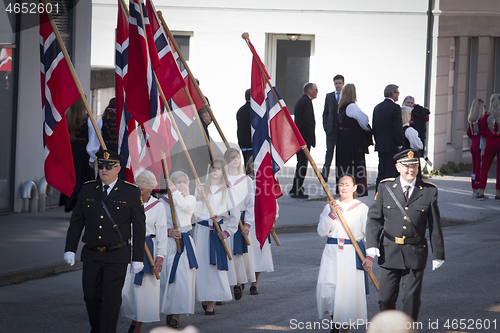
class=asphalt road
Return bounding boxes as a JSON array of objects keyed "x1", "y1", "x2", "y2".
[{"x1": 1, "y1": 213, "x2": 500, "y2": 333}]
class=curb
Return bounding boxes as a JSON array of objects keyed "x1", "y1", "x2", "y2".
[{"x1": 0, "y1": 261, "x2": 83, "y2": 287}]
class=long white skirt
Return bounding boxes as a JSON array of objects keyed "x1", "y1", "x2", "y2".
[
  {"x1": 316, "y1": 243, "x2": 367, "y2": 323},
  {"x1": 226, "y1": 232, "x2": 256, "y2": 286},
  {"x1": 249, "y1": 224, "x2": 274, "y2": 273},
  {"x1": 121, "y1": 263, "x2": 161, "y2": 323},
  {"x1": 193, "y1": 223, "x2": 232, "y2": 301},
  {"x1": 160, "y1": 236, "x2": 197, "y2": 315}
]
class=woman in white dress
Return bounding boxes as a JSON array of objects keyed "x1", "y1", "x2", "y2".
[
  {"x1": 121, "y1": 170, "x2": 167, "y2": 333},
  {"x1": 223, "y1": 148, "x2": 256, "y2": 300},
  {"x1": 245, "y1": 157, "x2": 275, "y2": 295},
  {"x1": 316, "y1": 174, "x2": 369, "y2": 333},
  {"x1": 194, "y1": 159, "x2": 239, "y2": 315},
  {"x1": 159, "y1": 171, "x2": 198, "y2": 329}
]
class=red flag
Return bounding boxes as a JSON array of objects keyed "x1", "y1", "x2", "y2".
[
  {"x1": 247, "y1": 39, "x2": 305, "y2": 248},
  {"x1": 40, "y1": 8, "x2": 80, "y2": 197}
]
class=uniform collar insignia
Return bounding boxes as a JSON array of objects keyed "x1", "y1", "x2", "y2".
[{"x1": 393, "y1": 183, "x2": 397, "y2": 188}]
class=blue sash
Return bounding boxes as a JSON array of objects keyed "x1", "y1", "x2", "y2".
[
  {"x1": 327, "y1": 237, "x2": 370, "y2": 295},
  {"x1": 169, "y1": 231, "x2": 198, "y2": 284},
  {"x1": 233, "y1": 212, "x2": 248, "y2": 255},
  {"x1": 198, "y1": 219, "x2": 228, "y2": 271},
  {"x1": 134, "y1": 236, "x2": 155, "y2": 285}
]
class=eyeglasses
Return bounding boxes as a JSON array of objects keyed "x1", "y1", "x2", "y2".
[{"x1": 98, "y1": 164, "x2": 116, "y2": 170}]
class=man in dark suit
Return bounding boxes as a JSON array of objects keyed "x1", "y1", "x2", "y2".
[
  {"x1": 321, "y1": 74, "x2": 344, "y2": 183},
  {"x1": 64, "y1": 149, "x2": 146, "y2": 333},
  {"x1": 372, "y1": 84, "x2": 404, "y2": 191},
  {"x1": 363, "y1": 149, "x2": 445, "y2": 321},
  {"x1": 289, "y1": 82, "x2": 317, "y2": 199},
  {"x1": 236, "y1": 89, "x2": 252, "y2": 168}
]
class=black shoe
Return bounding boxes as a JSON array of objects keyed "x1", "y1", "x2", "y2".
[
  {"x1": 241, "y1": 283, "x2": 245, "y2": 291},
  {"x1": 205, "y1": 309, "x2": 215, "y2": 315},
  {"x1": 128, "y1": 323, "x2": 136, "y2": 333},
  {"x1": 167, "y1": 318, "x2": 179, "y2": 329},
  {"x1": 234, "y1": 285, "x2": 243, "y2": 300},
  {"x1": 321, "y1": 173, "x2": 328, "y2": 183},
  {"x1": 215, "y1": 301, "x2": 224, "y2": 306},
  {"x1": 250, "y1": 286, "x2": 258, "y2": 295},
  {"x1": 474, "y1": 194, "x2": 485, "y2": 201},
  {"x1": 166, "y1": 315, "x2": 173, "y2": 326},
  {"x1": 495, "y1": 195, "x2": 500, "y2": 202},
  {"x1": 290, "y1": 193, "x2": 309, "y2": 199},
  {"x1": 202, "y1": 302, "x2": 207, "y2": 311}
]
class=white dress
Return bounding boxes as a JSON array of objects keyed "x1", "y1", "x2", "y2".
[
  {"x1": 159, "y1": 189, "x2": 197, "y2": 315},
  {"x1": 121, "y1": 197, "x2": 167, "y2": 322},
  {"x1": 226, "y1": 174, "x2": 256, "y2": 285},
  {"x1": 194, "y1": 185, "x2": 239, "y2": 301},
  {"x1": 249, "y1": 201, "x2": 277, "y2": 273},
  {"x1": 316, "y1": 199, "x2": 368, "y2": 323}
]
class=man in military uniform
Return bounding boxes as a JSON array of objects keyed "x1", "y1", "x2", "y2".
[
  {"x1": 64, "y1": 149, "x2": 146, "y2": 333},
  {"x1": 363, "y1": 149, "x2": 445, "y2": 321}
]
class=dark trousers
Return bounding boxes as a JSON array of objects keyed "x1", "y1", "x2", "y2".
[
  {"x1": 322, "y1": 136, "x2": 337, "y2": 179},
  {"x1": 83, "y1": 261, "x2": 128, "y2": 333},
  {"x1": 378, "y1": 267, "x2": 425, "y2": 321},
  {"x1": 289, "y1": 146, "x2": 310, "y2": 196},
  {"x1": 376, "y1": 151, "x2": 399, "y2": 191}
]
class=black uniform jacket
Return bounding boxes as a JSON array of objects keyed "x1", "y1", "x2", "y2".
[
  {"x1": 366, "y1": 177, "x2": 445, "y2": 270},
  {"x1": 372, "y1": 98, "x2": 404, "y2": 153},
  {"x1": 294, "y1": 94, "x2": 316, "y2": 147},
  {"x1": 65, "y1": 179, "x2": 146, "y2": 263}
]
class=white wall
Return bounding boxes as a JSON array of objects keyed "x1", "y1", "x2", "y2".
[{"x1": 91, "y1": 0, "x2": 430, "y2": 172}]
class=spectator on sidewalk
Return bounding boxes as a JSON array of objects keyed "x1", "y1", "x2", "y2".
[
  {"x1": 236, "y1": 89, "x2": 253, "y2": 168},
  {"x1": 402, "y1": 96, "x2": 430, "y2": 156},
  {"x1": 289, "y1": 82, "x2": 317, "y2": 199},
  {"x1": 467, "y1": 98, "x2": 485, "y2": 199},
  {"x1": 477, "y1": 94, "x2": 500, "y2": 201},
  {"x1": 372, "y1": 84, "x2": 404, "y2": 191},
  {"x1": 321, "y1": 75, "x2": 344, "y2": 184}
]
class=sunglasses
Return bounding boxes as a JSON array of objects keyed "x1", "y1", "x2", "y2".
[{"x1": 98, "y1": 164, "x2": 116, "y2": 170}]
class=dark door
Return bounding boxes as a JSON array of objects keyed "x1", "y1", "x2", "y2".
[{"x1": 275, "y1": 39, "x2": 311, "y2": 114}]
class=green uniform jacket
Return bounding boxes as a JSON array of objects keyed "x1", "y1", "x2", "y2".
[
  {"x1": 366, "y1": 177, "x2": 445, "y2": 270},
  {"x1": 65, "y1": 179, "x2": 146, "y2": 263}
]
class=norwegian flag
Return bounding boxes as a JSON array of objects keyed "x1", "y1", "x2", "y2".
[
  {"x1": 247, "y1": 39, "x2": 305, "y2": 248},
  {"x1": 145, "y1": 0, "x2": 185, "y2": 100},
  {"x1": 40, "y1": 8, "x2": 80, "y2": 197},
  {"x1": 115, "y1": 0, "x2": 136, "y2": 182}
]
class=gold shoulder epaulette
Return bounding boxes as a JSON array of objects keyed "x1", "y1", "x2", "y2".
[
  {"x1": 422, "y1": 180, "x2": 437, "y2": 187},
  {"x1": 84, "y1": 180, "x2": 97, "y2": 184},
  {"x1": 124, "y1": 180, "x2": 138, "y2": 187},
  {"x1": 380, "y1": 178, "x2": 395, "y2": 183}
]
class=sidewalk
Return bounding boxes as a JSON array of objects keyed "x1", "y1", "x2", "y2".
[{"x1": 1, "y1": 164, "x2": 499, "y2": 287}]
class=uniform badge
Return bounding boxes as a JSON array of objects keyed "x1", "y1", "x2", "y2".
[
  {"x1": 104, "y1": 152, "x2": 110, "y2": 159},
  {"x1": 407, "y1": 150, "x2": 414, "y2": 158}
]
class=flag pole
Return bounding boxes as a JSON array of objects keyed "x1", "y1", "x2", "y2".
[
  {"x1": 242, "y1": 32, "x2": 378, "y2": 291},
  {"x1": 41, "y1": 0, "x2": 107, "y2": 151},
  {"x1": 161, "y1": 152, "x2": 182, "y2": 254},
  {"x1": 156, "y1": 10, "x2": 250, "y2": 247},
  {"x1": 156, "y1": 11, "x2": 229, "y2": 149}
]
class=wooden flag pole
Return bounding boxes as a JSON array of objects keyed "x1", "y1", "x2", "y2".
[
  {"x1": 156, "y1": 10, "x2": 250, "y2": 247},
  {"x1": 160, "y1": 152, "x2": 182, "y2": 254},
  {"x1": 144, "y1": 243, "x2": 160, "y2": 280},
  {"x1": 42, "y1": 0, "x2": 106, "y2": 151},
  {"x1": 242, "y1": 32, "x2": 377, "y2": 291}
]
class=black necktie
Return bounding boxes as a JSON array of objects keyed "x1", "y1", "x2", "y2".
[
  {"x1": 103, "y1": 185, "x2": 110, "y2": 198},
  {"x1": 403, "y1": 185, "x2": 410, "y2": 202}
]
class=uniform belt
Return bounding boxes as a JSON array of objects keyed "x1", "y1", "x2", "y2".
[
  {"x1": 85, "y1": 239, "x2": 130, "y2": 253},
  {"x1": 384, "y1": 233, "x2": 422, "y2": 245}
]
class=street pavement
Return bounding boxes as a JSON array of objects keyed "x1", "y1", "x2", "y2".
[{"x1": 1, "y1": 164, "x2": 499, "y2": 332}]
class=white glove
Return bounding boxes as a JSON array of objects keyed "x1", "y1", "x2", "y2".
[
  {"x1": 64, "y1": 251, "x2": 75, "y2": 266},
  {"x1": 432, "y1": 259, "x2": 444, "y2": 270},
  {"x1": 130, "y1": 261, "x2": 144, "y2": 274}
]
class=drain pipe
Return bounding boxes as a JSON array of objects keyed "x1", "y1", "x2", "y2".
[
  {"x1": 38, "y1": 177, "x2": 53, "y2": 212},
  {"x1": 21, "y1": 181, "x2": 39, "y2": 213}
]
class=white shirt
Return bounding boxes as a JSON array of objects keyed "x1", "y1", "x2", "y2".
[
  {"x1": 346, "y1": 103, "x2": 370, "y2": 131},
  {"x1": 403, "y1": 123, "x2": 423, "y2": 150},
  {"x1": 399, "y1": 176, "x2": 417, "y2": 199},
  {"x1": 102, "y1": 178, "x2": 118, "y2": 195}
]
